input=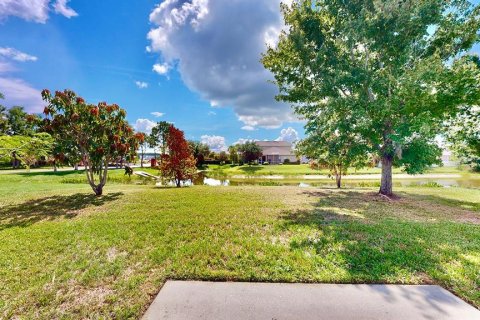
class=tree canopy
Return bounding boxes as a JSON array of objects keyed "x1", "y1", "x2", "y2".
[
  {"x1": 263, "y1": 0, "x2": 480, "y2": 195},
  {"x1": 160, "y1": 125, "x2": 197, "y2": 187},
  {"x1": 238, "y1": 141, "x2": 262, "y2": 163},
  {"x1": 445, "y1": 105, "x2": 480, "y2": 171},
  {"x1": 41, "y1": 89, "x2": 143, "y2": 195}
]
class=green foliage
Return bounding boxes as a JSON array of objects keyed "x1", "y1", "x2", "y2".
[
  {"x1": 0, "y1": 134, "x2": 52, "y2": 169},
  {"x1": 41, "y1": 89, "x2": 142, "y2": 195},
  {"x1": 396, "y1": 137, "x2": 442, "y2": 174},
  {"x1": 262, "y1": 0, "x2": 480, "y2": 194},
  {"x1": 148, "y1": 121, "x2": 170, "y2": 156},
  {"x1": 445, "y1": 105, "x2": 480, "y2": 171},
  {"x1": 237, "y1": 141, "x2": 262, "y2": 163},
  {"x1": 228, "y1": 145, "x2": 239, "y2": 164},
  {"x1": 297, "y1": 106, "x2": 371, "y2": 187},
  {"x1": 188, "y1": 140, "x2": 210, "y2": 167}
]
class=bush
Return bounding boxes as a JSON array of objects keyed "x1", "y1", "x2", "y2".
[{"x1": 283, "y1": 158, "x2": 290, "y2": 164}]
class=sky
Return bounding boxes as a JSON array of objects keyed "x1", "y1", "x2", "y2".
[
  {"x1": 0, "y1": 0, "x2": 303, "y2": 152},
  {"x1": 2, "y1": 1, "x2": 480, "y2": 153}
]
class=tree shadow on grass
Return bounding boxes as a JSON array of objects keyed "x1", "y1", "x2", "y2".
[
  {"x1": 0, "y1": 192, "x2": 123, "y2": 231},
  {"x1": 238, "y1": 166, "x2": 264, "y2": 174},
  {"x1": 278, "y1": 189, "x2": 480, "y2": 310}
]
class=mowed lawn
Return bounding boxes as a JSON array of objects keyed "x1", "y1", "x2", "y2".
[{"x1": 0, "y1": 171, "x2": 479, "y2": 318}]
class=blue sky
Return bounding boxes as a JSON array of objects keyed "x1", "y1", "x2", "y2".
[
  {"x1": 0, "y1": 0, "x2": 303, "y2": 151},
  {"x1": 1, "y1": 0, "x2": 479, "y2": 151}
]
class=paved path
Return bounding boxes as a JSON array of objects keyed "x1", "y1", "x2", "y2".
[{"x1": 142, "y1": 281, "x2": 480, "y2": 320}]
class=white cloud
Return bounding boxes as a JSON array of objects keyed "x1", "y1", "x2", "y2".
[
  {"x1": 147, "y1": 0, "x2": 297, "y2": 129},
  {"x1": 207, "y1": 110, "x2": 216, "y2": 116},
  {"x1": 53, "y1": 0, "x2": 78, "y2": 18},
  {"x1": 276, "y1": 127, "x2": 299, "y2": 143},
  {"x1": 135, "y1": 81, "x2": 149, "y2": 89},
  {"x1": 0, "y1": 77, "x2": 43, "y2": 112},
  {"x1": 152, "y1": 63, "x2": 170, "y2": 75},
  {"x1": 0, "y1": 47, "x2": 38, "y2": 62},
  {"x1": 151, "y1": 111, "x2": 165, "y2": 117},
  {"x1": 200, "y1": 134, "x2": 227, "y2": 152},
  {"x1": 241, "y1": 125, "x2": 256, "y2": 131},
  {"x1": 0, "y1": 0, "x2": 78, "y2": 23},
  {"x1": 133, "y1": 118, "x2": 157, "y2": 134}
]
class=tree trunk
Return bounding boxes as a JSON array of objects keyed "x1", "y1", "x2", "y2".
[
  {"x1": 335, "y1": 173, "x2": 341, "y2": 188},
  {"x1": 379, "y1": 155, "x2": 393, "y2": 196},
  {"x1": 176, "y1": 178, "x2": 181, "y2": 187},
  {"x1": 94, "y1": 184, "x2": 103, "y2": 196}
]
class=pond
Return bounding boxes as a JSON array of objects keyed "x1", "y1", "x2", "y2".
[{"x1": 185, "y1": 172, "x2": 480, "y2": 189}]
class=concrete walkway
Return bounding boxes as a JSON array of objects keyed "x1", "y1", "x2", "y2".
[{"x1": 142, "y1": 281, "x2": 480, "y2": 320}]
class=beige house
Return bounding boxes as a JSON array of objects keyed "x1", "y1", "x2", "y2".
[{"x1": 256, "y1": 141, "x2": 297, "y2": 164}]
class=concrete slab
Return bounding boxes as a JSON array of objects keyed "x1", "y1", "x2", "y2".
[{"x1": 142, "y1": 281, "x2": 480, "y2": 320}]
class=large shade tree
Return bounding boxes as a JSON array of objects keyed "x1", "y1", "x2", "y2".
[
  {"x1": 149, "y1": 121, "x2": 171, "y2": 160},
  {"x1": 41, "y1": 89, "x2": 143, "y2": 195},
  {"x1": 263, "y1": 0, "x2": 480, "y2": 196}
]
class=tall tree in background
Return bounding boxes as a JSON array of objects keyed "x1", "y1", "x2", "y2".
[
  {"x1": 228, "y1": 145, "x2": 239, "y2": 164},
  {"x1": 445, "y1": 105, "x2": 480, "y2": 171},
  {"x1": 41, "y1": 89, "x2": 142, "y2": 196},
  {"x1": 238, "y1": 141, "x2": 262, "y2": 164},
  {"x1": 188, "y1": 140, "x2": 210, "y2": 167},
  {"x1": 263, "y1": 0, "x2": 480, "y2": 196},
  {"x1": 160, "y1": 125, "x2": 196, "y2": 187},
  {"x1": 149, "y1": 121, "x2": 171, "y2": 160}
]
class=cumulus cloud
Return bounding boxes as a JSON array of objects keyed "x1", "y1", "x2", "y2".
[
  {"x1": 147, "y1": 0, "x2": 296, "y2": 129},
  {"x1": 0, "y1": 77, "x2": 43, "y2": 112},
  {"x1": 151, "y1": 111, "x2": 165, "y2": 117},
  {"x1": 152, "y1": 63, "x2": 170, "y2": 75},
  {"x1": 276, "y1": 127, "x2": 299, "y2": 143},
  {"x1": 0, "y1": 0, "x2": 78, "y2": 23},
  {"x1": 134, "y1": 118, "x2": 157, "y2": 134},
  {"x1": 0, "y1": 47, "x2": 37, "y2": 62},
  {"x1": 135, "y1": 81, "x2": 149, "y2": 89},
  {"x1": 201, "y1": 134, "x2": 227, "y2": 152}
]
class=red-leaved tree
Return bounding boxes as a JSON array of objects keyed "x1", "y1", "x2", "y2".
[
  {"x1": 41, "y1": 89, "x2": 144, "y2": 195},
  {"x1": 160, "y1": 125, "x2": 196, "y2": 187}
]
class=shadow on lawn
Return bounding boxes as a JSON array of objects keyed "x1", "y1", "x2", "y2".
[
  {"x1": 238, "y1": 166, "x2": 264, "y2": 174},
  {"x1": 0, "y1": 192, "x2": 123, "y2": 230},
  {"x1": 278, "y1": 189, "x2": 480, "y2": 310}
]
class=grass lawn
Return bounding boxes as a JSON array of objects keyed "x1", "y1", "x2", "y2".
[
  {"x1": 0, "y1": 171, "x2": 479, "y2": 318},
  {"x1": 206, "y1": 163, "x2": 476, "y2": 176}
]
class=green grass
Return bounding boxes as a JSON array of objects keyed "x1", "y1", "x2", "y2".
[
  {"x1": 0, "y1": 171, "x2": 479, "y2": 318},
  {"x1": 206, "y1": 163, "x2": 475, "y2": 176}
]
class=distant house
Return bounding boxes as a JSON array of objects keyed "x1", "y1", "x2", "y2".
[{"x1": 256, "y1": 141, "x2": 297, "y2": 164}]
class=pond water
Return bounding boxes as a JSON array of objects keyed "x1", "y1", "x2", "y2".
[{"x1": 186, "y1": 172, "x2": 480, "y2": 189}]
